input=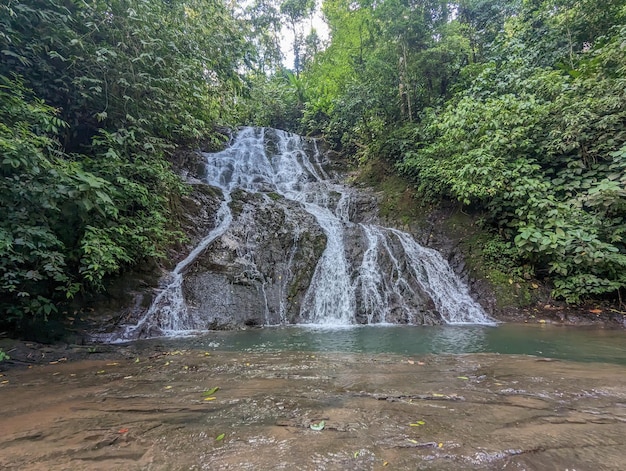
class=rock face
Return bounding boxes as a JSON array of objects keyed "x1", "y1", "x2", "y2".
[
  {"x1": 108, "y1": 127, "x2": 491, "y2": 339},
  {"x1": 183, "y1": 191, "x2": 326, "y2": 328},
  {"x1": 179, "y1": 188, "x2": 440, "y2": 329}
]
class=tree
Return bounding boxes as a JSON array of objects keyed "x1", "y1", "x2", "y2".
[
  {"x1": 0, "y1": 0, "x2": 252, "y2": 329},
  {"x1": 280, "y1": 0, "x2": 316, "y2": 74}
]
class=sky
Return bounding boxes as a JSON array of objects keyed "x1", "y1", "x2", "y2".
[{"x1": 280, "y1": 3, "x2": 330, "y2": 69}]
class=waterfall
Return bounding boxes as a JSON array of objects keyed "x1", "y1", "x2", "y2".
[{"x1": 114, "y1": 127, "x2": 493, "y2": 340}]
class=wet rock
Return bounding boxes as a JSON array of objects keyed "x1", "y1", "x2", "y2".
[{"x1": 183, "y1": 191, "x2": 326, "y2": 327}]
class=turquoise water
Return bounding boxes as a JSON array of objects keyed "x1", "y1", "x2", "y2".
[{"x1": 137, "y1": 324, "x2": 626, "y2": 365}]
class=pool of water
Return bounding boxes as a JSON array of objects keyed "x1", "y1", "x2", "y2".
[{"x1": 133, "y1": 323, "x2": 626, "y2": 365}]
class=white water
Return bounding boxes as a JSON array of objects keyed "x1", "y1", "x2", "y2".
[{"x1": 116, "y1": 127, "x2": 493, "y2": 340}]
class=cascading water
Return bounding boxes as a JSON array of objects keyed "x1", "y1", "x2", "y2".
[{"x1": 116, "y1": 127, "x2": 493, "y2": 340}]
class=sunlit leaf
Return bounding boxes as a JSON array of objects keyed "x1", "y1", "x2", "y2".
[
  {"x1": 216, "y1": 433, "x2": 225, "y2": 441},
  {"x1": 457, "y1": 376, "x2": 469, "y2": 380},
  {"x1": 203, "y1": 387, "x2": 219, "y2": 396},
  {"x1": 204, "y1": 396, "x2": 217, "y2": 401}
]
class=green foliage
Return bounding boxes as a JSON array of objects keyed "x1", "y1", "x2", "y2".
[
  {"x1": 1, "y1": 76, "x2": 77, "y2": 321},
  {"x1": 396, "y1": 12, "x2": 626, "y2": 302},
  {"x1": 0, "y1": 349, "x2": 9, "y2": 362},
  {"x1": 241, "y1": 70, "x2": 306, "y2": 131},
  {"x1": 0, "y1": 0, "x2": 252, "y2": 328},
  {"x1": 301, "y1": 0, "x2": 625, "y2": 303}
]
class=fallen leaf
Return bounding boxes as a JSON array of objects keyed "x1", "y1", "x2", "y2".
[
  {"x1": 432, "y1": 393, "x2": 445, "y2": 397},
  {"x1": 383, "y1": 462, "x2": 389, "y2": 467},
  {"x1": 310, "y1": 420, "x2": 325, "y2": 431},
  {"x1": 407, "y1": 360, "x2": 415, "y2": 365},
  {"x1": 407, "y1": 439, "x2": 418, "y2": 444},
  {"x1": 457, "y1": 376, "x2": 469, "y2": 380},
  {"x1": 589, "y1": 309, "x2": 602, "y2": 314},
  {"x1": 106, "y1": 362, "x2": 119, "y2": 366},
  {"x1": 203, "y1": 387, "x2": 219, "y2": 396},
  {"x1": 164, "y1": 385, "x2": 173, "y2": 390},
  {"x1": 134, "y1": 358, "x2": 140, "y2": 363},
  {"x1": 531, "y1": 283, "x2": 539, "y2": 289},
  {"x1": 118, "y1": 428, "x2": 129, "y2": 434},
  {"x1": 215, "y1": 433, "x2": 225, "y2": 441},
  {"x1": 1, "y1": 380, "x2": 9, "y2": 384},
  {"x1": 438, "y1": 442, "x2": 443, "y2": 448},
  {"x1": 203, "y1": 396, "x2": 217, "y2": 401},
  {"x1": 123, "y1": 376, "x2": 133, "y2": 379},
  {"x1": 353, "y1": 451, "x2": 359, "y2": 458},
  {"x1": 409, "y1": 420, "x2": 426, "y2": 427},
  {"x1": 538, "y1": 319, "x2": 547, "y2": 324}
]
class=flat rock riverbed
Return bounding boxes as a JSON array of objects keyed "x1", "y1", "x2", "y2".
[{"x1": 1, "y1": 349, "x2": 625, "y2": 470}]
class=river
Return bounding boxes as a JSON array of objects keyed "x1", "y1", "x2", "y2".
[{"x1": 2, "y1": 324, "x2": 626, "y2": 470}]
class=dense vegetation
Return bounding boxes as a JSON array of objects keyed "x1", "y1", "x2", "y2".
[
  {"x1": 0, "y1": 0, "x2": 271, "y2": 329},
  {"x1": 1, "y1": 0, "x2": 624, "y2": 338},
  {"x1": 291, "y1": 0, "x2": 626, "y2": 304}
]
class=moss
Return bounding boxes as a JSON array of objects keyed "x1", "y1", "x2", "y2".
[
  {"x1": 484, "y1": 269, "x2": 535, "y2": 308},
  {"x1": 355, "y1": 158, "x2": 430, "y2": 227},
  {"x1": 455, "y1": 226, "x2": 540, "y2": 309}
]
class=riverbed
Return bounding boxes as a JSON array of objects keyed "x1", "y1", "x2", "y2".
[{"x1": 2, "y1": 325, "x2": 626, "y2": 470}]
